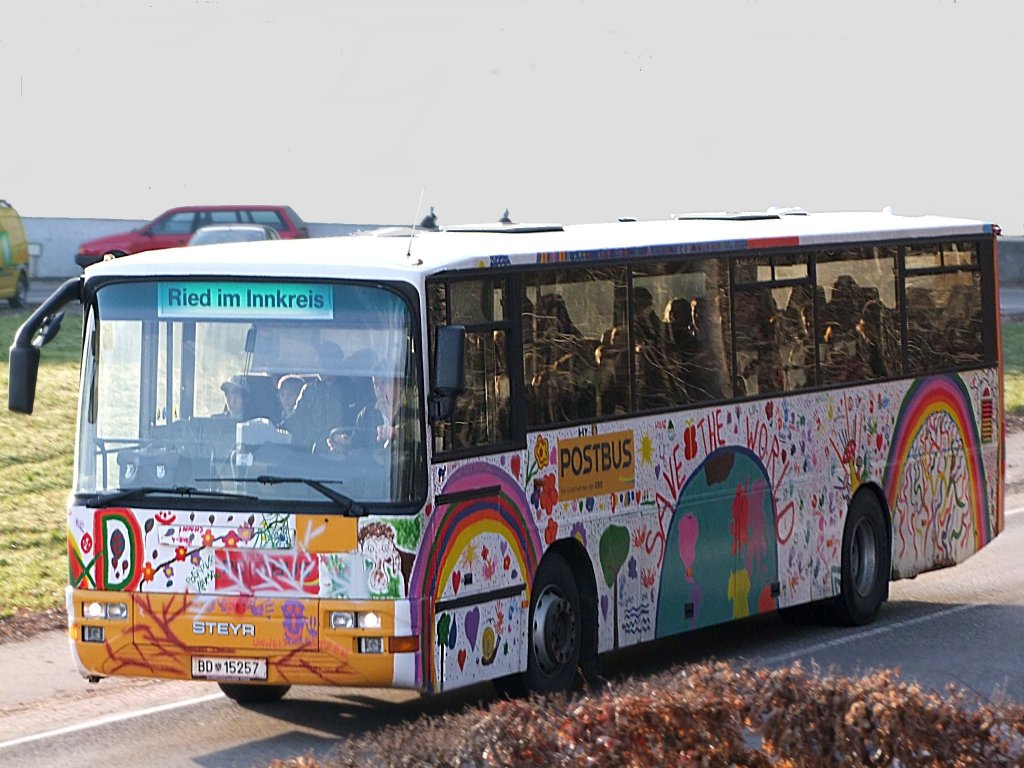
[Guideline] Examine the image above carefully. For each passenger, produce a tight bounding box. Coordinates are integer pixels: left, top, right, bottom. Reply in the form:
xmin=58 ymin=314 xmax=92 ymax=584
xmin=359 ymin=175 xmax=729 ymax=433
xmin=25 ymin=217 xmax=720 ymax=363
xmin=632 ymin=287 xmax=661 ymax=346
xmin=276 ymin=375 xmax=306 ymax=420
xmin=280 ymin=343 xmax=353 ymax=448
xmin=217 ymin=375 xmax=249 ymax=420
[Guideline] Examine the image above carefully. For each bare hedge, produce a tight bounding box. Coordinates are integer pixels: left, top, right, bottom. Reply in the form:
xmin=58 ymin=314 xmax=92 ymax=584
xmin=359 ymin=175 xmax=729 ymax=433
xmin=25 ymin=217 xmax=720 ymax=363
xmin=269 ymin=662 xmax=1024 ymax=767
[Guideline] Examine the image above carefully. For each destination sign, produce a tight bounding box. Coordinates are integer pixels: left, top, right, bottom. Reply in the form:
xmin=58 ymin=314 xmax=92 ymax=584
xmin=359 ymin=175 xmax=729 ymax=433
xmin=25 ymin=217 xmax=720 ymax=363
xmin=157 ymin=282 xmax=334 ymax=319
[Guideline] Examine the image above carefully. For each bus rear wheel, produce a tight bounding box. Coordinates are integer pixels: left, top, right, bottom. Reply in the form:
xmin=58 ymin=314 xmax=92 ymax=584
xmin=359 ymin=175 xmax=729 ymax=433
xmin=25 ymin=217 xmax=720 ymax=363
xmin=218 ymin=682 xmax=291 ymax=704
xmin=835 ymin=491 xmax=890 ymax=626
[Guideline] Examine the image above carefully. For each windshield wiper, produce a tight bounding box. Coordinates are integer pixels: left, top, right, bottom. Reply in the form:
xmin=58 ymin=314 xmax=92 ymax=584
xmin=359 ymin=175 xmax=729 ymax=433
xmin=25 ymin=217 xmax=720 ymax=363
xmin=84 ymin=485 xmax=258 ymax=508
xmin=234 ymin=475 xmax=367 ymax=517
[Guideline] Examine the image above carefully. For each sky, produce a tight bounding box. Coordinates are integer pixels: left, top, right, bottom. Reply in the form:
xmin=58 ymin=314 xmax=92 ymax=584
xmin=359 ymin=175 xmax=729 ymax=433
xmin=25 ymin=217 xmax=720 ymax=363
xmin=3 ymin=1 xmax=1023 ymax=232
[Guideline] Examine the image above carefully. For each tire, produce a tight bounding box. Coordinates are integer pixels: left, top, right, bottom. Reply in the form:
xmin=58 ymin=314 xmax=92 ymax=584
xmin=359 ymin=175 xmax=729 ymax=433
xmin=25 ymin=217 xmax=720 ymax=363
xmin=218 ymin=682 xmax=291 ymax=704
xmin=496 ymin=553 xmax=583 ymax=696
xmin=9 ymin=274 xmax=28 ymax=308
xmin=834 ymin=491 xmax=890 ymax=626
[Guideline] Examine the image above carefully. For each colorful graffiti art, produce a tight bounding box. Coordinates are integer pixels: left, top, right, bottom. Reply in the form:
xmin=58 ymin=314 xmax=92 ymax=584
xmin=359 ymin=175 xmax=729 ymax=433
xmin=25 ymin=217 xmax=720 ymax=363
xmin=656 ymin=447 xmax=779 ymax=636
xmin=411 ymin=462 xmax=542 ymax=690
xmin=884 ymin=375 xmax=991 ymax=576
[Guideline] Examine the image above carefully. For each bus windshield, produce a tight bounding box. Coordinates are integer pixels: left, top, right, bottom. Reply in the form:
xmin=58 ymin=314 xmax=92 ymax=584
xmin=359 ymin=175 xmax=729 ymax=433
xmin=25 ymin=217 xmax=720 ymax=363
xmin=75 ymin=279 xmax=424 ymax=507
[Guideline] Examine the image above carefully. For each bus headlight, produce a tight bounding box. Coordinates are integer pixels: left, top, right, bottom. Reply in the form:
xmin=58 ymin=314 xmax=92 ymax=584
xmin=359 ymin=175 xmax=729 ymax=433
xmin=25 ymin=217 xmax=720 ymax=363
xmin=359 ymin=637 xmax=384 ymax=654
xmin=358 ymin=611 xmax=381 ymax=629
xmin=83 ymin=601 xmax=128 ymax=620
xmin=329 ymin=611 xmax=356 ymax=629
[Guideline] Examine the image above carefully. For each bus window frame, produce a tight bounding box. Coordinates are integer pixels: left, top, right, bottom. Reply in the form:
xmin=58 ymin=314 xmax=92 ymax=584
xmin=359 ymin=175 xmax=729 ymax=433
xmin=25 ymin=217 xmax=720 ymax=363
xmin=430 ymin=233 xmax=997 ymax=454
xmin=75 ymin=274 xmax=430 ymax=516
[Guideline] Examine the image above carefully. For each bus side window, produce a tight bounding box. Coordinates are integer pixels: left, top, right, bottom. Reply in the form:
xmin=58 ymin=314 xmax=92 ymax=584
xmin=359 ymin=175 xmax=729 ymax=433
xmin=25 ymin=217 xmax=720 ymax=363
xmin=429 ymin=278 xmax=511 ymax=454
xmin=524 ymin=269 xmax=621 ymax=428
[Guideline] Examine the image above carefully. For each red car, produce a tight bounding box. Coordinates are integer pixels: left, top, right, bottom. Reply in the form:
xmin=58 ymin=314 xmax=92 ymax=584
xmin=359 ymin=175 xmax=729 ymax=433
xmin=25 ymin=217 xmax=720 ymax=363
xmin=75 ymin=205 xmax=309 ymax=268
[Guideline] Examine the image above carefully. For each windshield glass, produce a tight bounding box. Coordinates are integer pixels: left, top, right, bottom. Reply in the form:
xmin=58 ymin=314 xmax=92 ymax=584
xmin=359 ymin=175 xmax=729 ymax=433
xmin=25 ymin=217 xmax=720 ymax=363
xmin=75 ymin=279 xmax=424 ymax=507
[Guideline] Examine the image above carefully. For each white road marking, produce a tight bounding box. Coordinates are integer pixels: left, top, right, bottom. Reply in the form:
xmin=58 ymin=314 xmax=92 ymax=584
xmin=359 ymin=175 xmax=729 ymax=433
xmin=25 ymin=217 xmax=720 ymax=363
xmin=0 ymin=692 xmax=223 ymax=751
xmin=759 ymin=603 xmax=976 ymax=666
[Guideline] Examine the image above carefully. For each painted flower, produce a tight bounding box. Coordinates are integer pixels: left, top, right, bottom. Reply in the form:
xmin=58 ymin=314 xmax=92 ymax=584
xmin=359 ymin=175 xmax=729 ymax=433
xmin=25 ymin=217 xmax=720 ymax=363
xmin=237 ymin=521 xmax=254 ymax=543
xmin=162 ymin=565 xmax=174 ymax=579
xmin=570 ymin=521 xmax=587 ymax=547
xmin=544 ymin=517 xmax=558 ymax=545
xmin=142 ymin=562 xmax=156 ymax=582
xmin=223 ymin=530 xmax=240 ymax=548
xmin=539 ymin=474 xmax=558 ymax=517
xmin=202 ymin=529 xmax=215 ymax=548
xmin=534 ymin=436 xmax=550 ymax=470
xmin=80 ymin=533 xmax=93 ymax=554
xmin=189 ymin=552 xmax=202 ymax=567
xmin=174 ymin=545 xmax=188 ymax=562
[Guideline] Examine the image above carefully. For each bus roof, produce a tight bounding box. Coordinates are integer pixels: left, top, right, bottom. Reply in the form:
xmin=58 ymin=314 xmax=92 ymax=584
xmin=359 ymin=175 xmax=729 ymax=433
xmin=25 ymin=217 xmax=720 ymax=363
xmin=83 ymin=210 xmax=994 ymax=285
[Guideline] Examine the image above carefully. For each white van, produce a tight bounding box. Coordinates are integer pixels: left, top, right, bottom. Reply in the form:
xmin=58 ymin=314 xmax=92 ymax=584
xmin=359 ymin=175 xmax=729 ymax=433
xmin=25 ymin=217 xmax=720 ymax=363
xmin=0 ymin=199 xmax=30 ymax=307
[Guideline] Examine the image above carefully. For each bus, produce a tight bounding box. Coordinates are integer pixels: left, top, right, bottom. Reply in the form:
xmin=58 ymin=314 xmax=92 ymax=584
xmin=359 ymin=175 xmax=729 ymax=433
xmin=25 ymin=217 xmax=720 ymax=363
xmin=8 ymin=208 xmax=1003 ymax=702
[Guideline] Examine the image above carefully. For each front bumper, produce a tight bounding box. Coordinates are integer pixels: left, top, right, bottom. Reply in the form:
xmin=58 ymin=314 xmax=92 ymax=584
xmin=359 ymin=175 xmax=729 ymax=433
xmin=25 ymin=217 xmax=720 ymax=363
xmin=68 ymin=589 xmax=422 ymax=690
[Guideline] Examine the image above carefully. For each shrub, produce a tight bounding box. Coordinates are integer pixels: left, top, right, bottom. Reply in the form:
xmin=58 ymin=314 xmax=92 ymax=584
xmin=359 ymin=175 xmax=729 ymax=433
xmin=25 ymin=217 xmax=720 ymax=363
xmin=268 ymin=662 xmax=1024 ymax=768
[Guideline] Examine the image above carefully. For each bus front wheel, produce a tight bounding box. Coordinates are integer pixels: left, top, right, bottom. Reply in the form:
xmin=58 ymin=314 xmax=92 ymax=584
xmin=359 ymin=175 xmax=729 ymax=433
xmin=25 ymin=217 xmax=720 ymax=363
xmin=496 ymin=553 xmax=583 ymax=696
xmin=835 ymin=491 xmax=890 ymax=626
xmin=218 ymin=682 xmax=291 ymax=704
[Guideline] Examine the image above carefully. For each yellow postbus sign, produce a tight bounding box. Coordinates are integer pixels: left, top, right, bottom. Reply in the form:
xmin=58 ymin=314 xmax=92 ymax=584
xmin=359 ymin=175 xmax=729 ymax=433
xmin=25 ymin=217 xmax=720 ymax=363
xmin=557 ymin=430 xmax=635 ymax=501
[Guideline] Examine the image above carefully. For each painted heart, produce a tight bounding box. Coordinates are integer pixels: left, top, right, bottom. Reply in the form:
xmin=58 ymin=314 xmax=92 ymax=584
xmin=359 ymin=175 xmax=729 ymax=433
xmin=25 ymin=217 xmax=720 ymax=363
xmin=510 ymin=455 xmax=521 ymax=479
xmin=452 ymin=571 xmax=462 ymax=594
xmin=683 ymin=425 xmax=698 ymax=460
xmin=425 ymin=503 xmax=433 ymax=517
xmin=457 ymin=648 xmax=467 ymax=670
xmin=464 ymin=607 xmax=480 ymax=650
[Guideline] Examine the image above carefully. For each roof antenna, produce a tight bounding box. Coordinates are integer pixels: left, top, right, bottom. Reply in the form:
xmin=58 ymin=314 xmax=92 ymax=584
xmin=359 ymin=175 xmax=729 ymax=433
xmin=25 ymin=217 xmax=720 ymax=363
xmin=499 ymin=208 xmax=513 ymax=225
xmin=407 ymin=188 xmax=437 ymax=259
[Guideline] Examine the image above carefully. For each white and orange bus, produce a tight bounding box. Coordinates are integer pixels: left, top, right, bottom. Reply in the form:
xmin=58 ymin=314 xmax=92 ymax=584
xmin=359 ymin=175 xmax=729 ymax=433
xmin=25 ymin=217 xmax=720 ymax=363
xmin=9 ymin=208 xmax=1003 ymax=702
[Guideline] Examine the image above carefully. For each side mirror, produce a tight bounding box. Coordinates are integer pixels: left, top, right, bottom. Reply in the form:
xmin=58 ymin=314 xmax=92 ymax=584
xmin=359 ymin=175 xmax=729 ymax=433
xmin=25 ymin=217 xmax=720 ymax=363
xmin=429 ymin=325 xmax=466 ymax=422
xmin=8 ymin=344 xmax=41 ymax=414
xmin=7 ymin=278 xmax=81 ymax=414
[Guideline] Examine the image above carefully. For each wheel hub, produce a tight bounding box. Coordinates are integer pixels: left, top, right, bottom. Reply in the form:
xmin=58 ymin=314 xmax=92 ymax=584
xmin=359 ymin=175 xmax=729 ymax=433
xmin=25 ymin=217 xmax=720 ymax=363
xmin=532 ymin=585 xmax=576 ymax=675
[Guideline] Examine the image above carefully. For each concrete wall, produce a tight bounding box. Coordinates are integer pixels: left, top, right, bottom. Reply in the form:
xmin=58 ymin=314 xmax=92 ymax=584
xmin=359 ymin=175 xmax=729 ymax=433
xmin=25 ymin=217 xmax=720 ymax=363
xmin=21 ymin=218 xmax=384 ymax=278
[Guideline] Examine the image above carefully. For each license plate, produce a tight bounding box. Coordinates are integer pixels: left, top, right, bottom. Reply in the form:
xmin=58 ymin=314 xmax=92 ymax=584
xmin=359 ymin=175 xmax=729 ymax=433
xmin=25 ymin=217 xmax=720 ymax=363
xmin=191 ymin=656 xmax=267 ymax=681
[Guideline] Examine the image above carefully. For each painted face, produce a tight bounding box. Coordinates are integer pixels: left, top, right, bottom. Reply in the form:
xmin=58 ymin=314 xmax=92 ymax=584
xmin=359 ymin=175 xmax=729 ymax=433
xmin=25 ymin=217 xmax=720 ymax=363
xmin=363 ymin=534 xmax=396 ymax=593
